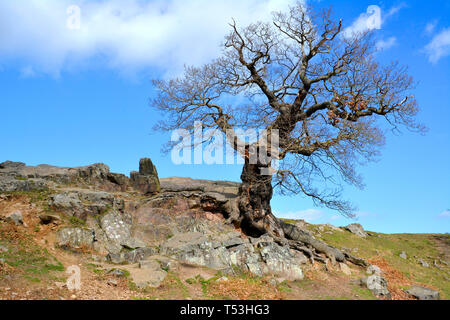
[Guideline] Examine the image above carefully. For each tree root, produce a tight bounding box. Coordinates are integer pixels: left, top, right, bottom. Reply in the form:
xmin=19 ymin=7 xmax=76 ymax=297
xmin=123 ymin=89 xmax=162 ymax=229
xmin=279 ymin=220 xmax=345 ymax=264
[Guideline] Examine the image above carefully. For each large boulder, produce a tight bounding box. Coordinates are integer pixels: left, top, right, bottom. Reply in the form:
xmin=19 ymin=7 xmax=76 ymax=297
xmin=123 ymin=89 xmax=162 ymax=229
xmin=345 ymin=223 xmax=368 ymax=237
xmin=100 ymin=211 xmax=145 ymax=254
xmin=405 ymin=286 xmax=440 ymax=300
xmin=5 ymin=210 xmax=24 ymax=226
xmin=56 ymin=228 xmax=95 ymax=249
xmin=360 ymin=275 xmax=391 ymax=299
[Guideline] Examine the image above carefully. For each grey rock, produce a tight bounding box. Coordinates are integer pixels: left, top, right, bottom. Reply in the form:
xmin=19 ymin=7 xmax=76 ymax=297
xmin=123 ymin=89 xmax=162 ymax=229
xmin=109 ymin=269 xmax=126 ymax=277
xmin=160 ymin=232 xmax=305 ymax=280
xmin=130 ymin=172 xmax=160 ymax=195
xmin=360 ymin=275 xmax=391 ymax=299
xmin=56 ymin=228 xmax=94 ymax=248
xmin=139 ymin=260 xmax=161 ymax=270
xmin=0 ymin=161 xmax=26 ymax=169
xmin=345 ymin=223 xmax=367 ymax=237
xmin=100 ymin=211 xmax=145 ymax=255
xmin=107 ymin=279 xmax=118 ymax=286
xmin=133 ymin=269 xmax=167 ymax=289
xmin=217 ymin=276 xmax=229 ymax=282
xmin=418 ymin=259 xmax=429 ymax=268
xmin=130 ymin=158 xmax=160 ymax=195
xmin=107 ymin=247 xmax=157 ymax=264
xmin=50 ymin=190 xmax=124 ymax=220
xmin=0 ymin=177 xmax=49 ymax=192
xmin=50 ymin=193 xmax=83 ymax=212
xmin=366 ymin=265 xmax=382 ymax=276
xmin=160 ymin=177 xmax=239 ymax=198
xmin=106 ymin=173 xmax=129 ymax=190
xmin=433 ymin=260 xmax=443 ymax=270
xmin=0 ymin=245 xmax=8 ymax=253
xmin=39 ymin=213 xmax=61 ymax=225
xmin=6 ymin=211 xmax=24 ymax=226
xmin=400 ymin=251 xmax=407 ymax=259
xmin=139 ymin=158 xmax=158 ymax=176
xmin=405 ymin=285 xmax=440 ymax=300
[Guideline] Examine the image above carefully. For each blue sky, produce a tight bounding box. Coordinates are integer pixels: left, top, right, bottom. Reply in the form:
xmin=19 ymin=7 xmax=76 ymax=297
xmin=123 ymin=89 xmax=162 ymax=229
xmin=0 ymin=0 xmax=449 ymax=233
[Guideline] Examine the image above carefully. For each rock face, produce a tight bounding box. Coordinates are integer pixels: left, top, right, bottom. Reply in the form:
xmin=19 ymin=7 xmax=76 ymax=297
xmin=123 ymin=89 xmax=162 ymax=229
xmin=130 ymin=158 xmax=160 ymax=195
xmin=405 ymin=286 xmax=440 ymax=300
xmin=345 ymin=224 xmax=368 ymax=238
xmin=160 ymin=232 xmax=306 ymax=280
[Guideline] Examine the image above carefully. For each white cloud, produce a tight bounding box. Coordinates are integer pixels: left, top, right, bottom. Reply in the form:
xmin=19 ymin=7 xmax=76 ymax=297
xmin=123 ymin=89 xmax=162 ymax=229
xmin=438 ymin=210 xmax=450 ymax=218
xmin=425 ymin=20 xmax=438 ymax=35
xmin=274 ymin=208 xmax=324 ymax=222
xmin=386 ymin=3 xmax=407 ymax=17
xmin=425 ymin=28 xmax=450 ymax=64
xmin=376 ymin=37 xmax=397 ymax=51
xmin=0 ymin=0 xmax=298 ymax=77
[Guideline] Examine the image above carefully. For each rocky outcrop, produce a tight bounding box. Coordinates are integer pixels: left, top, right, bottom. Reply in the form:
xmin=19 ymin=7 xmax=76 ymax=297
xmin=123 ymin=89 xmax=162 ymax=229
xmin=160 ymin=232 xmax=306 ymax=280
xmin=0 ymin=158 xmax=158 ymax=193
xmin=345 ymin=223 xmax=368 ymax=238
xmin=130 ymin=158 xmax=160 ymax=195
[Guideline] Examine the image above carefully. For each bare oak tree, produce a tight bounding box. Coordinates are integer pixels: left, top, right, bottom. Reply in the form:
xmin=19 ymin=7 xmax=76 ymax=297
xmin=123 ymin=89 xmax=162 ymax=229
xmin=153 ymin=4 xmax=422 ymax=251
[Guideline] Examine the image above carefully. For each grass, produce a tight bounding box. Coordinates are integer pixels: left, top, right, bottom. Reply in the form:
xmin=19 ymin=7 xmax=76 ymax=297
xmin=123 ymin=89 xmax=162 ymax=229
xmin=306 ymin=225 xmax=450 ymax=299
xmin=68 ymin=216 xmax=86 ymax=227
xmin=0 ymin=222 xmax=65 ymax=284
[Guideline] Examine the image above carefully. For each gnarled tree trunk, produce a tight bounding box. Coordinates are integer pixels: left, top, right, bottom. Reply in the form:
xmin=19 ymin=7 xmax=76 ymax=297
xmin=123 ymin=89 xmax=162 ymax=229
xmin=237 ymin=159 xmax=285 ymax=238
xmin=235 ymin=157 xmax=345 ymax=264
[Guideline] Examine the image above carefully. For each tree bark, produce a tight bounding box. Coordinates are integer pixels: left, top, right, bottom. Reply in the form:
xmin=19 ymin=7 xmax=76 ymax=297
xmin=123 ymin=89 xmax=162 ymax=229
xmin=237 ymin=160 xmax=285 ymax=238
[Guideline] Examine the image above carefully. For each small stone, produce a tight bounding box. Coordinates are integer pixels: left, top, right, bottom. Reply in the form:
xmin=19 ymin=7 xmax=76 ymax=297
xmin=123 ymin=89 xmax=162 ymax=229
xmin=109 ymin=269 xmax=126 ymax=277
xmin=418 ymin=259 xmax=429 ymax=268
xmin=0 ymin=245 xmax=8 ymax=253
xmin=433 ymin=260 xmax=442 ymax=270
xmin=399 ymin=251 xmax=407 ymax=259
xmin=107 ymin=279 xmax=118 ymax=286
xmin=71 ymin=294 xmax=77 ymax=299
xmin=217 ymin=276 xmax=229 ymax=282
